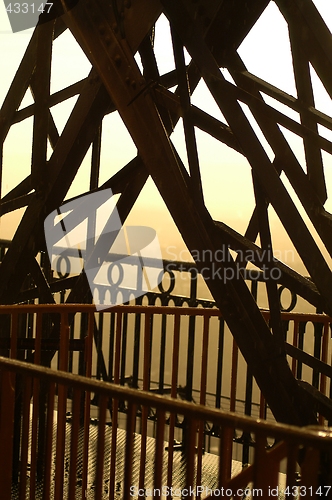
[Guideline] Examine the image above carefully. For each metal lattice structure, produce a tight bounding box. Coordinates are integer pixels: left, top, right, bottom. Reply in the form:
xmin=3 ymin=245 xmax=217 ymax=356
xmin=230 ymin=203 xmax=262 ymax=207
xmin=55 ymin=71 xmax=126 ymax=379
xmin=1 ymin=0 xmax=332 ymax=427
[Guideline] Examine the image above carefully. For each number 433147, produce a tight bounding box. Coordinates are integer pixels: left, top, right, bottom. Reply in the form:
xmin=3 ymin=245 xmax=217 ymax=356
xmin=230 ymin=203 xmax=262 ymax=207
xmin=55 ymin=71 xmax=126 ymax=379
xmin=5 ymin=3 xmax=53 ymax=13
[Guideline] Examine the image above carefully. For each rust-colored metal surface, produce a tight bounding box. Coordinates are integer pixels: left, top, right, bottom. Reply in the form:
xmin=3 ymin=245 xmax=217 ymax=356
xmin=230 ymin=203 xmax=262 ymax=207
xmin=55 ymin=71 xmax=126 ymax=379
xmin=1 ymin=0 xmax=332 ymax=427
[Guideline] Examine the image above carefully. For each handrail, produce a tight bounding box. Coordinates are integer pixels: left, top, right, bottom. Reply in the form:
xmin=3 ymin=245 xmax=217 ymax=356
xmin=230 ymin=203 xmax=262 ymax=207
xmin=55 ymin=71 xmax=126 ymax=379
xmin=1 ymin=354 xmax=332 ymax=499
xmin=1 ymin=301 xmax=332 ymax=478
xmin=0 ymin=355 xmax=331 ymax=445
xmin=1 ymin=304 xmax=331 ymax=421
xmin=0 ymin=304 xmax=332 ymax=499
xmin=0 ymin=304 xmax=222 ymax=314
xmin=0 ymin=302 xmax=331 ymax=321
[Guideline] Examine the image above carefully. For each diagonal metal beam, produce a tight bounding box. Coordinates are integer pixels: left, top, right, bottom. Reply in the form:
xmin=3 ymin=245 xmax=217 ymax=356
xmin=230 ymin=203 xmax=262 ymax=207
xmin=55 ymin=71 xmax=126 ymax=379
xmin=205 ymin=0 xmax=270 ymax=66
xmin=231 ymin=69 xmax=332 ymax=133
xmin=30 ymin=20 xmax=54 ymax=189
xmin=0 ymin=0 xmax=162 ymax=304
xmin=0 ymin=73 xmax=110 ymax=303
xmin=214 ymin=220 xmax=323 ymax=310
xmin=0 ymin=19 xmax=66 ymax=146
xmin=0 ymin=176 xmax=32 ymax=204
xmin=225 ymin=53 xmax=332 ymax=265
xmin=65 ymin=159 xmax=149 ymax=304
xmin=275 ymin=0 xmax=332 ymax=101
xmin=252 ymin=173 xmax=285 ymax=349
xmin=13 ymin=79 xmax=87 ymax=124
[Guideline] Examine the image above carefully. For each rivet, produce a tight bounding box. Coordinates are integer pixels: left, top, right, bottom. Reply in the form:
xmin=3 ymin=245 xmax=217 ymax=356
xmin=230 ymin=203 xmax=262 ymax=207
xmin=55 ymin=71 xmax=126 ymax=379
xmin=114 ymin=54 xmax=122 ymax=67
xmin=131 ymin=80 xmax=136 ymax=90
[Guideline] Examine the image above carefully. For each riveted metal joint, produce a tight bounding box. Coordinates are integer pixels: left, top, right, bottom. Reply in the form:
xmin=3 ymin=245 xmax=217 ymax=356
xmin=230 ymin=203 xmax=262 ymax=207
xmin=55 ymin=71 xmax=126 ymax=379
xmin=114 ymin=55 xmax=122 ymax=67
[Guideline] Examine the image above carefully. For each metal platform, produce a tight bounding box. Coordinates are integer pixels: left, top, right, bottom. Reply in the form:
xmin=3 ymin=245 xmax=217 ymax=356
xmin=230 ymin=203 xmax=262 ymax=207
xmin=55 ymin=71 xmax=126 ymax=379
xmin=10 ymin=414 xmax=293 ymax=500
xmin=11 ymin=419 xmax=241 ymax=500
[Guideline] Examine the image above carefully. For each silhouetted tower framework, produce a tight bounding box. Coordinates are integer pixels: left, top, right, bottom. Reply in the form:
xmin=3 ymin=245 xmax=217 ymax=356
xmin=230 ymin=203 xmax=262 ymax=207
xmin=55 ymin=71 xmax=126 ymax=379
xmin=1 ymin=0 xmax=332 ymax=427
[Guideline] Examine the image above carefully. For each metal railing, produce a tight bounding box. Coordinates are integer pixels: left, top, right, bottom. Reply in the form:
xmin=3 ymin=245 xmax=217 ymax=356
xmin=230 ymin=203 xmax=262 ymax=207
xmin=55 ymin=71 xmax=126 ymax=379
xmin=1 ymin=355 xmax=332 ymax=500
xmin=1 ymin=304 xmax=332 ymax=472
xmin=0 ymin=304 xmax=331 ymax=412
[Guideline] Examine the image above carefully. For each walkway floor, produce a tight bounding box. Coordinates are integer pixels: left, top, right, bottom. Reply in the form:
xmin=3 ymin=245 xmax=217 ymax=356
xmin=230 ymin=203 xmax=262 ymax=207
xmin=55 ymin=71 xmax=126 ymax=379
xmin=11 ymin=418 xmax=289 ymax=499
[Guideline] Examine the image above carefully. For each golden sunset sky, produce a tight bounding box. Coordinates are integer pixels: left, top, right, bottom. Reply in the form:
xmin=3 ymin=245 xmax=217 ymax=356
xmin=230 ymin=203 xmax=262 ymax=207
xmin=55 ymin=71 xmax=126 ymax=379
xmin=1 ymin=0 xmax=332 ymax=281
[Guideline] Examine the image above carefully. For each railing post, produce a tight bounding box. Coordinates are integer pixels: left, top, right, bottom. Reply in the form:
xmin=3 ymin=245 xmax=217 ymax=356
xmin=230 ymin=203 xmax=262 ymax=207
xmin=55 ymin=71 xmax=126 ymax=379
xmin=0 ymin=369 xmax=15 ymax=499
xmin=95 ymin=394 xmax=108 ymax=500
xmin=120 ymin=312 xmax=128 ymax=385
xmin=253 ymin=434 xmax=271 ymax=496
xmin=158 ymin=310 xmax=167 ymax=394
xmin=54 ymin=312 xmax=70 ymax=500
xmin=286 ymin=441 xmax=299 ymax=495
xmin=218 ymin=426 xmax=233 ymax=487
xmin=242 ymin=365 xmax=253 ymax=466
xmin=185 ymin=268 xmax=198 ymax=403
xmin=313 ymin=313 xmax=324 ymax=389
xmin=153 ymin=409 xmax=165 ymax=499
xmin=11 ymin=313 xmax=21 ymax=484
xmin=68 ymin=387 xmax=81 ymax=499
xmin=123 ymin=402 xmax=137 ymax=500
xmin=230 ymin=338 xmax=238 ymax=413
xmin=80 ymin=311 xmax=94 ymax=500
xmin=185 ymin=417 xmax=197 ymax=499
xmin=300 ymin=447 xmax=320 ymax=492
xmin=215 ymin=316 xmax=225 ymax=411
xmin=96 ymin=312 xmax=104 ymax=380
xmin=108 ymin=311 xmax=122 ymax=500
xmin=291 ymin=319 xmax=299 ymax=376
xmin=43 ymin=381 xmax=55 ymax=500
xmin=297 ymin=321 xmax=306 ymax=379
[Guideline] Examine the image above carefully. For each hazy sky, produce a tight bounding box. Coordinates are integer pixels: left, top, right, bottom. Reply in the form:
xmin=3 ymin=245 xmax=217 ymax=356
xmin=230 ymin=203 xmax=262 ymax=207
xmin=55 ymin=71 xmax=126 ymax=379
xmin=1 ymin=0 xmax=332 ymax=276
